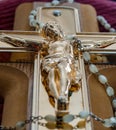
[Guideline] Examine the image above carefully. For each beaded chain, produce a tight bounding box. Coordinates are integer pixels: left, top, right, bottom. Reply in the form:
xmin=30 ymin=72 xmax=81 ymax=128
xmin=28 ymin=0 xmax=116 ymax=32
xmin=80 ymin=40 xmax=116 ymax=128
xmin=29 ymin=0 xmax=74 ymax=31
xmin=0 ymin=111 xmax=106 ymax=130
xmin=97 ymin=15 xmax=116 ymax=32
xmin=1 ymin=40 xmax=116 ymax=130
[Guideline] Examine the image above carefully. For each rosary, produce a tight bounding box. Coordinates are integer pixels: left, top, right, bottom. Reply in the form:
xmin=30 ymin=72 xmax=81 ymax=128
xmin=0 ymin=0 xmax=116 ymax=130
xmin=0 ymin=22 xmax=116 ymax=130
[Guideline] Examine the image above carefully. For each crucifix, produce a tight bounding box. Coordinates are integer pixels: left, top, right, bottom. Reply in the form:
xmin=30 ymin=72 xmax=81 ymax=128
xmin=0 ymin=19 xmax=116 ymax=130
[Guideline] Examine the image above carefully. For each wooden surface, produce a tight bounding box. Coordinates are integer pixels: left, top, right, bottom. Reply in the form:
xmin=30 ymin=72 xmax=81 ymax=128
xmin=13 ymin=2 xmax=99 ymax=32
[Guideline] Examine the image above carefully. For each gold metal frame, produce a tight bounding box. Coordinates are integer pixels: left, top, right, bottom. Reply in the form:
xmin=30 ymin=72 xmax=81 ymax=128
xmin=37 ymin=6 xmax=81 ymax=34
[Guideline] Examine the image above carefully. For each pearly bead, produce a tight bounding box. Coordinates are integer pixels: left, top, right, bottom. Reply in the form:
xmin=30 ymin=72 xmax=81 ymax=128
xmin=83 ymin=52 xmax=90 ymax=62
xmin=103 ymin=119 xmax=112 ymax=128
xmin=67 ymin=0 xmax=74 ymax=3
xmin=30 ymin=20 xmax=37 ymax=27
xmin=39 ymin=22 xmax=45 ymax=29
xmin=30 ymin=10 xmax=37 ymax=16
xmin=29 ymin=19 xmax=35 ymax=26
xmin=109 ymin=28 xmax=116 ymax=32
xmin=103 ymin=117 xmax=116 ymax=127
xmin=53 ymin=10 xmax=62 ymax=16
xmin=112 ymin=99 xmax=116 ymax=109
xmin=44 ymin=115 xmax=56 ymax=122
xmin=79 ymin=111 xmax=89 ymax=119
xmin=97 ymin=16 xmax=103 ymax=21
xmin=104 ymin=23 xmax=111 ymax=30
xmin=89 ymin=64 xmax=98 ymax=73
xmin=29 ymin=15 xmax=34 ymax=20
xmin=51 ymin=0 xmax=60 ymax=6
xmin=98 ymin=75 xmax=107 ymax=84
xmin=15 ymin=121 xmax=25 ymax=130
xmin=106 ymin=86 xmax=114 ymax=97
xmin=97 ymin=16 xmax=106 ymax=23
xmin=63 ymin=114 xmax=75 ymax=123
xmin=101 ymin=20 xmax=107 ymax=26
xmin=110 ymin=117 xmax=116 ymax=124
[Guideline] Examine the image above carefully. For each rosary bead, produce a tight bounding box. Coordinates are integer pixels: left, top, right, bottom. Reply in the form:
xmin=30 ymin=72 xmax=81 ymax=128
xmin=30 ymin=20 xmax=39 ymax=27
xmin=29 ymin=15 xmax=34 ymax=20
xmin=106 ymin=86 xmax=114 ymax=97
xmin=101 ymin=20 xmax=107 ymax=26
xmin=53 ymin=10 xmax=62 ymax=16
xmin=67 ymin=0 xmax=74 ymax=3
xmin=103 ymin=119 xmax=112 ymax=127
xmin=98 ymin=75 xmax=107 ymax=84
xmin=97 ymin=16 xmax=107 ymax=24
xmin=15 ymin=121 xmax=25 ymax=130
xmin=51 ymin=0 xmax=60 ymax=6
xmin=83 ymin=52 xmax=90 ymax=62
xmin=29 ymin=19 xmax=35 ymax=27
xmin=109 ymin=28 xmax=116 ymax=32
xmin=30 ymin=10 xmax=37 ymax=16
xmin=97 ymin=15 xmax=104 ymax=21
xmin=104 ymin=23 xmax=111 ymax=30
xmin=110 ymin=117 xmax=116 ymax=125
xmin=79 ymin=111 xmax=89 ymax=119
xmin=112 ymin=99 xmax=116 ymax=109
xmin=44 ymin=115 xmax=56 ymax=122
xmin=39 ymin=22 xmax=45 ymax=29
xmin=89 ymin=64 xmax=98 ymax=74
xmin=63 ymin=114 xmax=75 ymax=123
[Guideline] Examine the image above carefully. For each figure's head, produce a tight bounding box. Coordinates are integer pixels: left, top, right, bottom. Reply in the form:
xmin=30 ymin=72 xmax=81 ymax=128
xmin=42 ymin=21 xmax=64 ymax=41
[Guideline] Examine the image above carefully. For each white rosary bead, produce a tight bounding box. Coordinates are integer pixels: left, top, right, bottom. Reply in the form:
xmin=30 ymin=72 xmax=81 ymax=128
xmin=29 ymin=19 xmax=38 ymax=27
xmin=83 ymin=51 xmax=90 ymax=62
xmin=51 ymin=0 xmax=60 ymax=6
xmin=29 ymin=15 xmax=34 ymax=20
xmin=15 ymin=121 xmax=25 ymax=130
xmin=109 ymin=28 xmax=116 ymax=32
xmin=44 ymin=115 xmax=56 ymax=122
xmin=89 ymin=64 xmax=98 ymax=74
xmin=63 ymin=114 xmax=75 ymax=123
xmin=97 ymin=16 xmax=107 ymax=24
xmin=106 ymin=86 xmax=114 ymax=97
xmin=39 ymin=22 xmax=45 ymax=29
xmin=79 ymin=111 xmax=89 ymax=119
xmin=103 ymin=119 xmax=113 ymax=127
xmin=110 ymin=117 xmax=116 ymax=124
xmin=29 ymin=19 xmax=35 ymax=27
xmin=67 ymin=0 xmax=74 ymax=3
xmin=98 ymin=75 xmax=107 ymax=84
xmin=104 ymin=23 xmax=111 ymax=30
xmin=112 ymin=99 xmax=116 ymax=109
xmin=101 ymin=19 xmax=107 ymax=26
xmin=30 ymin=10 xmax=37 ymax=16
